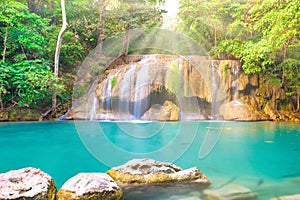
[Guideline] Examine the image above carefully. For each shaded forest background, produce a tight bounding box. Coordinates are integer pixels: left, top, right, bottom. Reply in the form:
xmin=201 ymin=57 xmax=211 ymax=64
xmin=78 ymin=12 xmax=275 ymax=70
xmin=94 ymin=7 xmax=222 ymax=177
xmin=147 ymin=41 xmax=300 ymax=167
xmin=0 ymin=0 xmax=299 ymax=120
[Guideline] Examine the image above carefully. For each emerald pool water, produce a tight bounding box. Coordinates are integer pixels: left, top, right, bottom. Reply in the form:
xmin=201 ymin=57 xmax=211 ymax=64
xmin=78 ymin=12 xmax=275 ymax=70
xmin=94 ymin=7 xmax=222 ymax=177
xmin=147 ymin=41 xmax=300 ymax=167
xmin=0 ymin=121 xmax=299 ymax=199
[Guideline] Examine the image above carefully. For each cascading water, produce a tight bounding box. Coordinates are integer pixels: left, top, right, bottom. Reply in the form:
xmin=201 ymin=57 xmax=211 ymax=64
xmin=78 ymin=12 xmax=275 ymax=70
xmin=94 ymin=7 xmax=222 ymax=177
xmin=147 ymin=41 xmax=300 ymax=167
xmin=210 ymin=60 xmax=222 ymax=119
xmin=86 ymin=77 xmax=99 ymax=120
xmin=233 ymin=61 xmax=240 ymax=100
xmin=104 ymin=76 xmax=113 ymax=119
xmin=100 ymin=69 xmax=123 ymax=120
xmin=118 ymin=65 xmax=135 ymax=117
xmin=82 ymin=55 xmax=229 ymax=121
xmin=133 ymin=67 xmax=150 ymax=119
xmin=132 ymin=57 xmax=156 ymax=119
xmin=210 ymin=61 xmax=216 ymax=119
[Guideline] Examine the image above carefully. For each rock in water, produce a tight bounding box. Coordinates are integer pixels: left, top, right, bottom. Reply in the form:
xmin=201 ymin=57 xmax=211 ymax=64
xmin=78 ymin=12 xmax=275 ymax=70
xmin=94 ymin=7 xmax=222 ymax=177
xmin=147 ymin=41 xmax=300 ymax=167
xmin=107 ymin=158 xmax=209 ymax=184
xmin=270 ymin=194 xmax=300 ymax=200
xmin=141 ymin=104 xmax=161 ymax=120
xmin=203 ymin=184 xmax=256 ymax=200
xmin=220 ymin=100 xmax=260 ymax=121
xmin=57 ymin=173 xmax=123 ymax=200
xmin=159 ymin=101 xmax=180 ymax=121
xmin=142 ymin=101 xmax=180 ymax=121
xmin=0 ymin=167 xmax=56 ymax=200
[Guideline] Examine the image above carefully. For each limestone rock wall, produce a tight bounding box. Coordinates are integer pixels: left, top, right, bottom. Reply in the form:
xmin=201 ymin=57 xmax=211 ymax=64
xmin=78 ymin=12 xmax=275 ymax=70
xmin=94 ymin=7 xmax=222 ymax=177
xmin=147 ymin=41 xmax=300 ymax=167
xmin=69 ymin=54 xmax=299 ymax=121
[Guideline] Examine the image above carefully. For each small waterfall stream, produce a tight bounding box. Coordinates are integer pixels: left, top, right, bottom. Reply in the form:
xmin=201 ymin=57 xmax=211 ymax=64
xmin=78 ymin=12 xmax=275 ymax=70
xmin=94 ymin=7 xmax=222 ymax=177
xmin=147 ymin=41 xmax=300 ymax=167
xmin=133 ymin=66 xmax=150 ymax=119
xmin=210 ymin=60 xmax=222 ymax=119
xmin=86 ymin=77 xmax=99 ymax=120
xmin=103 ymin=76 xmax=113 ymax=119
xmin=233 ymin=61 xmax=240 ymax=100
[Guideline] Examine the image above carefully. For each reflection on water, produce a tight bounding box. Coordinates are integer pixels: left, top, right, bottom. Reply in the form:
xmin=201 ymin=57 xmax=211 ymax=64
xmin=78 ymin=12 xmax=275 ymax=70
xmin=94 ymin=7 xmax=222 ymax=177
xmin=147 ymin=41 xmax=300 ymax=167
xmin=124 ymin=182 xmax=207 ymax=200
xmin=0 ymin=121 xmax=299 ymax=199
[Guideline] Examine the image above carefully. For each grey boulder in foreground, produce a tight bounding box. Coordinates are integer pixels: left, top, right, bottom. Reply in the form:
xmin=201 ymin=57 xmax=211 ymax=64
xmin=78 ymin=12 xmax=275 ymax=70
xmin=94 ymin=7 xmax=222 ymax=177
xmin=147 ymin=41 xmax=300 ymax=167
xmin=57 ymin=173 xmax=123 ymax=200
xmin=0 ymin=167 xmax=56 ymax=200
xmin=107 ymin=158 xmax=210 ymax=184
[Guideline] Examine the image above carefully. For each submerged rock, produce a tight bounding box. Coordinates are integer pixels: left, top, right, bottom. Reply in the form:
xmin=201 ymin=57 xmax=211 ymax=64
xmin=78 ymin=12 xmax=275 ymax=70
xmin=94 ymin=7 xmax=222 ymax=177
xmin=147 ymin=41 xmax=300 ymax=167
xmin=203 ymin=183 xmax=256 ymax=200
xmin=180 ymin=112 xmax=207 ymax=120
xmin=270 ymin=194 xmax=300 ymax=200
xmin=0 ymin=167 xmax=56 ymax=200
xmin=95 ymin=112 xmax=135 ymax=121
xmin=57 ymin=173 xmax=123 ymax=200
xmin=107 ymin=158 xmax=209 ymax=184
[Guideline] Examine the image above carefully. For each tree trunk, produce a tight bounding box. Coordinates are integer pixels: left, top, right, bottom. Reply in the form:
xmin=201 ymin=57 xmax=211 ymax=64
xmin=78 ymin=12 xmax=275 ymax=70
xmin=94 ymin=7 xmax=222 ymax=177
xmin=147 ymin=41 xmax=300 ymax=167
xmin=282 ymin=38 xmax=290 ymax=85
xmin=52 ymin=0 xmax=68 ymax=117
xmin=297 ymin=91 xmax=300 ymax=111
xmin=0 ymin=93 xmax=3 ymax=111
xmin=97 ymin=2 xmax=106 ymax=54
xmin=2 ymin=27 xmax=8 ymax=62
xmin=48 ymin=0 xmax=54 ymax=10
xmin=213 ymin=23 xmax=217 ymax=47
xmin=27 ymin=0 xmax=37 ymax=13
xmin=0 ymin=27 xmax=8 ymax=111
xmin=120 ymin=28 xmax=130 ymax=56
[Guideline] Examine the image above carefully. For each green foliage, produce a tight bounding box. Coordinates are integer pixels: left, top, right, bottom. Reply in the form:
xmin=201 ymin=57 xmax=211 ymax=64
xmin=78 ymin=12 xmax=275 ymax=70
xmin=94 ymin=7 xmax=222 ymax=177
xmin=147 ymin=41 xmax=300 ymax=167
xmin=104 ymin=3 xmax=164 ymax=38
xmin=278 ymin=59 xmax=300 ymax=97
xmin=110 ymin=76 xmax=117 ymax=89
xmin=178 ymin=0 xmax=300 ymax=71
xmin=46 ymin=30 xmax=85 ymax=71
xmin=65 ymin=0 xmax=99 ymax=50
xmin=0 ymin=60 xmax=64 ymax=107
xmin=177 ymin=0 xmax=300 ymax=110
xmin=72 ymin=83 xmax=89 ymax=99
xmin=178 ymin=0 xmax=242 ymax=53
xmin=0 ymin=0 xmax=64 ymax=109
xmin=221 ymin=61 xmax=229 ymax=80
xmin=0 ymin=0 xmax=164 ymax=113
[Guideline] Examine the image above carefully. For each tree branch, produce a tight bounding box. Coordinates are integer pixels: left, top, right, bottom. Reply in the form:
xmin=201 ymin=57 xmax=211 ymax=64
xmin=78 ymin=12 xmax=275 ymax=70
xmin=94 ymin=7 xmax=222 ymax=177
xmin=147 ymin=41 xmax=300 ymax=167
xmin=52 ymin=0 xmax=68 ymax=117
xmin=2 ymin=27 xmax=8 ymax=62
xmin=40 ymin=102 xmax=62 ymax=121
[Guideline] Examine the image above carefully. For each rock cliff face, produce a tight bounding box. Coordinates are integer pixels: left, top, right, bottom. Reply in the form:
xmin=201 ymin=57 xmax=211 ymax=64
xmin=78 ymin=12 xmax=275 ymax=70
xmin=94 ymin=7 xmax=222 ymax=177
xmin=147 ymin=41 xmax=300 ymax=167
xmin=69 ymin=54 xmax=299 ymax=121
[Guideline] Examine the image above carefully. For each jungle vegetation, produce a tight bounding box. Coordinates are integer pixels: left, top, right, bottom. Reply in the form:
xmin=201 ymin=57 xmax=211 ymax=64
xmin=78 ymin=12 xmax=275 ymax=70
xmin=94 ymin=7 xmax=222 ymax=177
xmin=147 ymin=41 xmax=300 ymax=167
xmin=0 ymin=0 xmax=299 ymax=118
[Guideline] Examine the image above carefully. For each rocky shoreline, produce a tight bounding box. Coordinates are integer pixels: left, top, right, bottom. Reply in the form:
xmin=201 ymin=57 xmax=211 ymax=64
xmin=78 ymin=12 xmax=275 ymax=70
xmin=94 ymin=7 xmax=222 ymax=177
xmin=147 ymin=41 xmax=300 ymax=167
xmin=0 ymin=158 xmax=298 ymax=200
xmin=1 ymin=106 xmax=298 ymax=122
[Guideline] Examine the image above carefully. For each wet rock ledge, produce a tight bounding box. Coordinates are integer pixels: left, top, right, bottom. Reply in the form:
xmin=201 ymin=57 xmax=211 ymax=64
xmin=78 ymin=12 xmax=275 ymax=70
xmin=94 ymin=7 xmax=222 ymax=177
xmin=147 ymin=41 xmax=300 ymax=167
xmin=107 ymin=158 xmax=209 ymax=184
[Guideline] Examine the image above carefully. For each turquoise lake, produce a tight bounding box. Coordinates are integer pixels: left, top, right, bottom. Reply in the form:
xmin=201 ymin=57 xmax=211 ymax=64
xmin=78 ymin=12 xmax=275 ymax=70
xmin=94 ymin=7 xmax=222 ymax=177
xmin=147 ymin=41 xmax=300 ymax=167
xmin=0 ymin=121 xmax=299 ymax=199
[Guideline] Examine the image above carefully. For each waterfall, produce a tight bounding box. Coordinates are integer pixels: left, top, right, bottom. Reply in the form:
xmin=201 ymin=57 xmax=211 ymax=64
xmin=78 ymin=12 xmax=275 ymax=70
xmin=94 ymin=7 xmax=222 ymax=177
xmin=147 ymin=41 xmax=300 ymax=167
xmin=113 ymin=55 xmax=157 ymax=119
xmin=177 ymin=57 xmax=184 ymax=112
xmin=233 ymin=61 xmax=240 ymax=100
xmin=86 ymin=78 xmax=99 ymax=120
xmin=133 ymin=65 xmax=150 ymax=119
xmin=79 ymin=55 xmax=232 ymax=121
xmin=100 ymin=69 xmax=123 ymax=120
xmin=118 ymin=65 xmax=135 ymax=117
xmin=105 ymin=76 xmax=113 ymax=119
xmin=210 ymin=61 xmax=220 ymax=119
